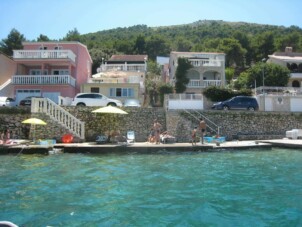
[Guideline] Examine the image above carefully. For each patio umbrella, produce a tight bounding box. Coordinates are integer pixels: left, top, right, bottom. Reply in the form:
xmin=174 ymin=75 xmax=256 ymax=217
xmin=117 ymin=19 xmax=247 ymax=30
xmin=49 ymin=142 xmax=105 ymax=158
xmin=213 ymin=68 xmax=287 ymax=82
xmin=92 ymin=105 xmax=128 ymax=114
xmin=92 ymin=106 xmax=128 ymax=141
xmin=22 ymin=118 xmax=47 ymax=141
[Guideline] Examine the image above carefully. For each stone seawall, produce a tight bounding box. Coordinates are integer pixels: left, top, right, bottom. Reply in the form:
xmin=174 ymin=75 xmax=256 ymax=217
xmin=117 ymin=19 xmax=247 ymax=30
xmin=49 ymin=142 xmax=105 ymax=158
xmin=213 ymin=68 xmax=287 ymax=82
xmin=1 ymin=107 xmax=302 ymax=142
xmin=0 ymin=114 xmax=32 ymax=139
xmin=166 ymin=110 xmax=302 ymax=142
xmin=63 ymin=106 xmax=166 ymax=142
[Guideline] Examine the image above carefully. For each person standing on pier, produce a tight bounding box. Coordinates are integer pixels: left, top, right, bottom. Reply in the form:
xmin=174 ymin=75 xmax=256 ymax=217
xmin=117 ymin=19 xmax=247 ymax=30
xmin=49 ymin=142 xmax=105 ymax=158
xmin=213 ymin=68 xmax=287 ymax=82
xmin=199 ymin=118 xmax=206 ymax=144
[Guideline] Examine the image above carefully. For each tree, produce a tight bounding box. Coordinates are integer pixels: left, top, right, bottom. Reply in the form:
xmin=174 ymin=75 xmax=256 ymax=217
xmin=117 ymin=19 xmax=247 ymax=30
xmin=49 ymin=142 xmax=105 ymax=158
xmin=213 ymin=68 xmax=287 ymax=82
xmin=147 ymin=60 xmax=161 ymax=75
xmin=193 ymin=38 xmax=220 ymax=52
xmin=175 ymin=57 xmax=192 ymax=93
xmin=225 ymin=67 xmax=235 ymax=84
xmin=232 ymin=31 xmax=253 ymax=66
xmin=275 ymin=31 xmax=302 ymax=52
xmin=145 ymin=35 xmax=171 ymax=60
xmin=37 ymin=34 xmax=50 ymax=42
xmin=89 ymin=47 xmax=117 ymax=74
xmin=234 ymin=63 xmax=290 ymax=89
xmin=115 ymin=39 xmax=134 ymax=54
xmin=158 ymin=83 xmax=174 ymax=106
xmin=145 ymin=60 xmax=162 ymax=106
xmin=134 ymin=35 xmax=146 ymax=54
xmin=251 ymin=31 xmax=276 ymax=62
xmin=0 ymin=28 xmax=25 ymax=56
xmin=218 ymin=38 xmax=247 ymax=67
xmin=63 ymin=28 xmax=81 ymax=42
xmin=174 ymin=37 xmax=192 ymax=52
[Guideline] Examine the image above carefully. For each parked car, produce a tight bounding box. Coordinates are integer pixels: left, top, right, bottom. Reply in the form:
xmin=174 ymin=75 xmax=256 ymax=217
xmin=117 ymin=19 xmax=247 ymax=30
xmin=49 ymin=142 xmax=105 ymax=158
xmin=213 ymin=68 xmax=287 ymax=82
xmin=124 ymin=99 xmax=141 ymax=107
xmin=0 ymin=97 xmax=17 ymax=106
xmin=19 ymin=96 xmax=42 ymax=106
xmin=71 ymin=93 xmax=123 ymax=107
xmin=212 ymin=96 xmax=259 ymax=111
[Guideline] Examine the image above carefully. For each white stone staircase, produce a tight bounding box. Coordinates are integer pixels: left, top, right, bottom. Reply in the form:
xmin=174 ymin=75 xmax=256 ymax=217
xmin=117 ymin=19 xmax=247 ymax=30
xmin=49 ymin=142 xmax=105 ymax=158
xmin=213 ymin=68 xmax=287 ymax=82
xmin=31 ymin=98 xmax=85 ymax=139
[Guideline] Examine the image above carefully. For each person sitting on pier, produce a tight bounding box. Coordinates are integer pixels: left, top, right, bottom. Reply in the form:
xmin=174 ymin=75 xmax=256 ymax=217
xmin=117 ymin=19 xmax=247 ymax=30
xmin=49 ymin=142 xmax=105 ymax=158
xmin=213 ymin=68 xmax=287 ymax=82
xmin=0 ymin=128 xmax=12 ymax=144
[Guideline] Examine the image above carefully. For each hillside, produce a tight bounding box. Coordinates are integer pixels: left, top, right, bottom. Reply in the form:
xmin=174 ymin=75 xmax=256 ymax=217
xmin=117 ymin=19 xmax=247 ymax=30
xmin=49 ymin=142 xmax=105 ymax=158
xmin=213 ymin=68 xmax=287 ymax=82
xmin=77 ymin=20 xmax=302 ymax=73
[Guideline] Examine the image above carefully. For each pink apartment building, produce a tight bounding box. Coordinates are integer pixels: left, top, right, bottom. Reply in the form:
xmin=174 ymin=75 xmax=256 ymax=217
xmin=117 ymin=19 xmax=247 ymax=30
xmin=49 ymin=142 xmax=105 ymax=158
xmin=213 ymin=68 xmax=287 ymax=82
xmin=0 ymin=52 xmax=16 ymax=97
xmin=12 ymin=41 xmax=92 ymax=104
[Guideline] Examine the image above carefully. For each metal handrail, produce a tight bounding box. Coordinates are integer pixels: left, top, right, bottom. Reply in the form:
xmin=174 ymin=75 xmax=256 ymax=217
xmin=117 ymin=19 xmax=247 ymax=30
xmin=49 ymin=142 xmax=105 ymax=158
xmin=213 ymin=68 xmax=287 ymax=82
xmin=183 ymin=109 xmax=220 ymax=135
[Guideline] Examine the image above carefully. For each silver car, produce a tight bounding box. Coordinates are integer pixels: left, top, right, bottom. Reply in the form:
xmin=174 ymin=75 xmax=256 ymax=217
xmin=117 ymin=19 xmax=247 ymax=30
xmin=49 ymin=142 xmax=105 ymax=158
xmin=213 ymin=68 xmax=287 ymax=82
xmin=0 ymin=97 xmax=17 ymax=106
xmin=71 ymin=93 xmax=122 ymax=107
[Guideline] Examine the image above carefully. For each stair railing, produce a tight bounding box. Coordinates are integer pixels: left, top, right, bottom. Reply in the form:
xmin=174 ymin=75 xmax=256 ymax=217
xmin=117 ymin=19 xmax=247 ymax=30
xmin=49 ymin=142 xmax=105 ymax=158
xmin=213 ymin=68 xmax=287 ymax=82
xmin=31 ymin=98 xmax=85 ymax=139
xmin=182 ymin=109 xmax=220 ymax=136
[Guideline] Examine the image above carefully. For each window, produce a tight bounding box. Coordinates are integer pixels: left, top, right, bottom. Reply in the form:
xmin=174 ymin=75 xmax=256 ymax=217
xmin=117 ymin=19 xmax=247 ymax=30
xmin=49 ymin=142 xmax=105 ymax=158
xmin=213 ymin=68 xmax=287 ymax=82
xmin=91 ymin=87 xmax=100 ymax=93
xmin=54 ymin=46 xmax=62 ymax=50
xmin=30 ymin=70 xmax=41 ymax=75
xmin=109 ymin=88 xmax=134 ymax=97
xmin=52 ymin=70 xmax=69 ymax=75
xmin=116 ymin=88 xmax=122 ymax=97
xmin=16 ymin=89 xmax=40 ymax=93
xmin=77 ymin=93 xmax=102 ymax=99
xmin=39 ymin=46 xmax=47 ymax=50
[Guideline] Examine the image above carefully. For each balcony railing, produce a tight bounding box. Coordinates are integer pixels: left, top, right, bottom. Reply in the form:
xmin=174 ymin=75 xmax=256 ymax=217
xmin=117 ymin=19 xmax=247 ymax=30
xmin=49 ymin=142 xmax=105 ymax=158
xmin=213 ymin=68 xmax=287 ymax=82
xmin=100 ymin=63 xmax=146 ymax=72
xmin=255 ymin=86 xmax=302 ymax=96
xmin=12 ymin=75 xmax=76 ymax=87
xmin=13 ymin=50 xmax=76 ymax=62
xmin=187 ymin=80 xmax=222 ymax=88
xmin=188 ymin=59 xmax=223 ymax=67
xmin=290 ymin=73 xmax=302 ymax=79
xmin=88 ymin=76 xmax=141 ymax=84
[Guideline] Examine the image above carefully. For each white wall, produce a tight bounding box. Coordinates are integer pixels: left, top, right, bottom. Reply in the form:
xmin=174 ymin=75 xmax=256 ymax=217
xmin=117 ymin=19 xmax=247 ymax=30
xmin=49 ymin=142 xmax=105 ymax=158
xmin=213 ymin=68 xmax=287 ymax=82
xmin=291 ymin=98 xmax=302 ymax=112
xmin=168 ymin=100 xmax=204 ymax=110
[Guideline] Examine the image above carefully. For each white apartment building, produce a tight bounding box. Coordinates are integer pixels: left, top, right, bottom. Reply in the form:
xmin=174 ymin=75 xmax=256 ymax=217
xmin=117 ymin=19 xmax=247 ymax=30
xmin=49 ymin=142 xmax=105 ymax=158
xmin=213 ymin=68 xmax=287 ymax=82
xmin=169 ymin=51 xmax=226 ymax=94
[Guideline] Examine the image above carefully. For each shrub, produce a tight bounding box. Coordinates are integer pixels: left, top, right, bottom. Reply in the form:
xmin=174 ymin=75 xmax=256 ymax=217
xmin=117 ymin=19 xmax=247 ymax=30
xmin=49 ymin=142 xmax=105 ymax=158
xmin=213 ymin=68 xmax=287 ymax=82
xmin=203 ymin=86 xmax=253 ymax=102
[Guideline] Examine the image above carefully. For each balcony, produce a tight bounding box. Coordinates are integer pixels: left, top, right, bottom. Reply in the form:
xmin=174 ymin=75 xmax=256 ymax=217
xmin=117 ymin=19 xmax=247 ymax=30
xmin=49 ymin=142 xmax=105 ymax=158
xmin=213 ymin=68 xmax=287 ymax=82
xmin=12 ymin=75 xmax=76 ymax=87
xmin=100 ymin=63 xmax=146 ymax=72
xmin=187 ymin=80 xmax=222 ymax=88
xmin=88 ymin=75 xmax=141 ymax=84
xmin=13 ymin=50 xmax=76 ymax=62
xmin=188 ymin=59 xmax=223 ymax=67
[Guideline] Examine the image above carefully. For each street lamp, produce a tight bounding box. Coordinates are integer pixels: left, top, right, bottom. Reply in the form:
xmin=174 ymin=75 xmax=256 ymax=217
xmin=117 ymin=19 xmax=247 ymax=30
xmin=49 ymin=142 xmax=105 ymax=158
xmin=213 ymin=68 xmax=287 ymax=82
xmin=262 ymin=58 xmax=266 ymax=111
xmin=262 ymin=58 xmax=266 ymax=94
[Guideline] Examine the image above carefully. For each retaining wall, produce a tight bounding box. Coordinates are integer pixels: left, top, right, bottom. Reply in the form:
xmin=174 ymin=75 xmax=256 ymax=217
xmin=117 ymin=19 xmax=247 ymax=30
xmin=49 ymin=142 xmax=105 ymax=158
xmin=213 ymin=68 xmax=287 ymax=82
xmin=1 ymin=107 xmax=302 ymax=142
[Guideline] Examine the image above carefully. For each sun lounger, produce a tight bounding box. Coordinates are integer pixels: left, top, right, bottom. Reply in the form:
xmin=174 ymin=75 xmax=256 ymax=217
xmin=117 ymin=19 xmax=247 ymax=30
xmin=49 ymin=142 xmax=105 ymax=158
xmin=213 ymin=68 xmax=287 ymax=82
xmin=160 ymin=131 xmax=176 ymax=143
xmin=127 ymin=131 xmax=135 ymax=143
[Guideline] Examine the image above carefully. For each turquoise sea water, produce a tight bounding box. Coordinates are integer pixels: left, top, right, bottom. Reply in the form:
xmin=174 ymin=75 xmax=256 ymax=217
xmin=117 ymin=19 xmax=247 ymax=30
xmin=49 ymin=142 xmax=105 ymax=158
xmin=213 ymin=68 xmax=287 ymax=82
xmin=0 ymin=148 xmax=302 ymax=227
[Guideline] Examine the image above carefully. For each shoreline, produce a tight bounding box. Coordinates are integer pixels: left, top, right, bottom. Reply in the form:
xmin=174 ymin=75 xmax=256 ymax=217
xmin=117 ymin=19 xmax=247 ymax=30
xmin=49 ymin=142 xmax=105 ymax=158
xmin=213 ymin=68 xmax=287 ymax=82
xmin=1 ymin=138 xmax=301 ymax=155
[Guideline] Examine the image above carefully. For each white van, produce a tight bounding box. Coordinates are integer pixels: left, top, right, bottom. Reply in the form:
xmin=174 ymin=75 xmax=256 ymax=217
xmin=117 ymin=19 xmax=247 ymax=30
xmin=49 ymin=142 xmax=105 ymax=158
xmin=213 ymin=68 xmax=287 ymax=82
xmin=0 ymin=97 xmax=17 ymax=106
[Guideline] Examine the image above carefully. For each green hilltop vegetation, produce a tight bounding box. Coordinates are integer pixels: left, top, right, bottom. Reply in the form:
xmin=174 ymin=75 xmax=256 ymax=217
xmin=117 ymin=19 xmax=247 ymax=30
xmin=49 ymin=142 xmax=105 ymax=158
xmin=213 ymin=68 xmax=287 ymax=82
xmin=1 ymin=20 xmax=302 ymax=76
xmin=76 ymin=20 xmax=302 ymax=73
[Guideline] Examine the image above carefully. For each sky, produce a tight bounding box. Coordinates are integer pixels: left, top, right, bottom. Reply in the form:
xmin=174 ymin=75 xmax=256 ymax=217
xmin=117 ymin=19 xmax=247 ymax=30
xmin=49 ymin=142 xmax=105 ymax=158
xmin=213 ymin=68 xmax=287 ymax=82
xmin=1 ymin=0 xmax=302 ymax=41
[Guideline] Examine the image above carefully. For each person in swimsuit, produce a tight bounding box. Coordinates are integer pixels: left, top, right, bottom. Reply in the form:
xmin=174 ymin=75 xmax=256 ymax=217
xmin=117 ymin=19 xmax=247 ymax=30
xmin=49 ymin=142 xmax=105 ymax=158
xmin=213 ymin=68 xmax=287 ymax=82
xmin=199 ymin=118 xmax=206 ymax=144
